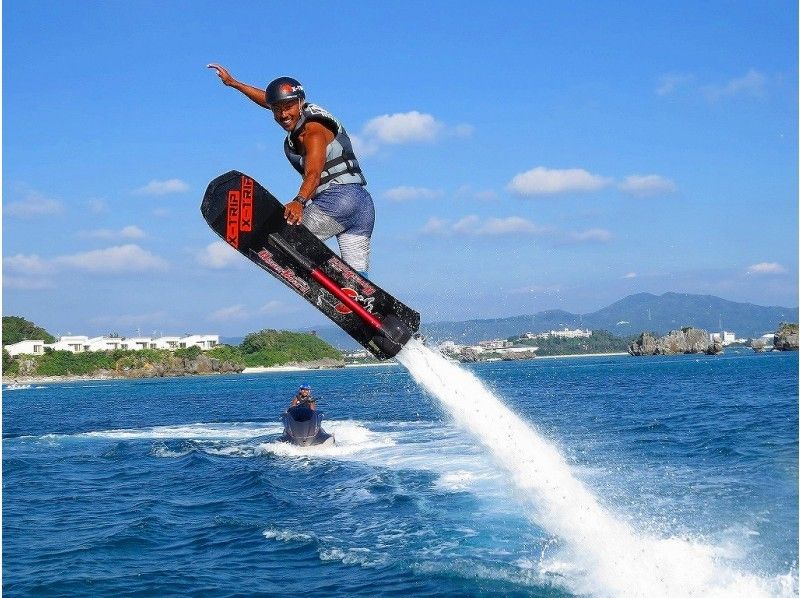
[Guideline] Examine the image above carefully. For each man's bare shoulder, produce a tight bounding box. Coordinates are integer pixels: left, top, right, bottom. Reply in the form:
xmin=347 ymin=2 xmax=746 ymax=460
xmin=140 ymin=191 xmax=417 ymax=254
xmin=300 ymin=120 xmax=335 ymax=142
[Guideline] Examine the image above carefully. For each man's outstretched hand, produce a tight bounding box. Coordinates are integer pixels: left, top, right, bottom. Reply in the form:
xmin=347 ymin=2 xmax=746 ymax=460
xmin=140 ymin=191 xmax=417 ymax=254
xmin=207 ymin=63 xmax=234 ymax=86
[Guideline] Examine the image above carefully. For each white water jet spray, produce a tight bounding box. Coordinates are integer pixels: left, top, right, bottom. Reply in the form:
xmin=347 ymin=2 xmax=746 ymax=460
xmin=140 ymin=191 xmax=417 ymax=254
xmin=395 ymin=339 xmax=796 ymax=598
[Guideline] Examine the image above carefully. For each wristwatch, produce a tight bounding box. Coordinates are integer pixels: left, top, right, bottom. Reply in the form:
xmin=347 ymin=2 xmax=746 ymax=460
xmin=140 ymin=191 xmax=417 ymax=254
xmin=292 ymin=194 xmax=307 ymax=206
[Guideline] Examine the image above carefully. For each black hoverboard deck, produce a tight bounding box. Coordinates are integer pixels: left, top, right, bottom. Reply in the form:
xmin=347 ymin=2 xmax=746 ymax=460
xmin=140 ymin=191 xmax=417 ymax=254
xmin=201 ymin=171 xmax=419 ymax=360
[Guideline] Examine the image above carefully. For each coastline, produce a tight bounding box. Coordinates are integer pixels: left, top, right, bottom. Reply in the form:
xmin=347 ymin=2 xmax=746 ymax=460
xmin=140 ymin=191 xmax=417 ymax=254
xmin=3 ymin=373 xmax=127 ymax=386
xmin=2 ymin=361 xmax=400 ymax=386
xmin=5 ymin=351 xmax=775 ymax=386
xmin=534 ymin=352 xmax=629 ymax=360
xmin=240 ymin=361 xmax=398 ymax=374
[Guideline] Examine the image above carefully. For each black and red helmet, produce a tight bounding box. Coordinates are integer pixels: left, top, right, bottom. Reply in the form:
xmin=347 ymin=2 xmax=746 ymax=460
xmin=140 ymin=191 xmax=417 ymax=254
xmin=265 ymin=76 xmax=305 ymax=106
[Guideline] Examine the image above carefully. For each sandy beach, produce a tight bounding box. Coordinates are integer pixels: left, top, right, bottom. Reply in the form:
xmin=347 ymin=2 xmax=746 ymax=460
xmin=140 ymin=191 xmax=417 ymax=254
xmin=3 ymin=373 xmax=123 ymax=386
xmin=241 ymin=361 xmax=399 ymax=374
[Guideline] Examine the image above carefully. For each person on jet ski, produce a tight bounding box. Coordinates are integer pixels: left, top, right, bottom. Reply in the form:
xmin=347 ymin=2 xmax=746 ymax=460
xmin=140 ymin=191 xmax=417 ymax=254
xmin=290 ymin=384 xmax=316 ymax=410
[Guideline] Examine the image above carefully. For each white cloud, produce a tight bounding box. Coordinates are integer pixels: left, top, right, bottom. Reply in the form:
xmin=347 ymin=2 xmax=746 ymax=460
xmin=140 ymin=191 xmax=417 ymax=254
xmin=507 ymin=167 xmax=612 ymax=196
xmin=658 ymin=70 xmax=769 ymax=102
xmin=4 ymin=253 xmax=54 ymax=290
xmin=54 ymin=244 xmax=168 ymax=273
xmin=259 ymin=300 xmax=296 ymax=315
xmin=133 ymin=178 xmax=190 ymax=196
xmin=354 ymin=111 xmax=472 ymax=155
xmin=704 ymin=69 xmax=767 ymax=101
xmin=420 ymin=215 xmax=549 ymax=237
xmin=623 ymin=272 xmax=637 ymax=279
xmin=419 ymin=215 xmax=611 ymax=246
xmin=455 ymin=185 xmax=498 ymax=201
xmin=5 ymin=189 xmax=65 ymax=217
xmin=209 ymin=304 xmax=249 ymax=321
xmin=562 ymin=228 xmax=613 ymax=244
xmin=618 ymin=174 xmax=677 ymax=197
xmin=4 ymin=253 xmax=52 ymax=274
xmin=383 ymin=186 xmax=443 ymax=202
xmin=452 ymin=215 xmax=481 ymax=234
xmin=87 ymin=199 xmax=110 ymax=214
xmin=349 ymin=134 xmax=380 ymax=158
xmin=121 ymin=226 xmax=146 ymax=238
xmin=197 ymin=241 xmax=241 ymax=269
xmin=420 ymin=217 xmax=449 ymax=235
xmin=478 ymin=217 xmax=548 ymax=236
xmin=656 ymin=73 xmax=695 ymax=96
xmin=363 ymin=111 xmax=443 ymax=144
xmin=80 ymin=225 xmax=146 ymax=240
xmin=746 ymin=262 xmax=786 ymax=275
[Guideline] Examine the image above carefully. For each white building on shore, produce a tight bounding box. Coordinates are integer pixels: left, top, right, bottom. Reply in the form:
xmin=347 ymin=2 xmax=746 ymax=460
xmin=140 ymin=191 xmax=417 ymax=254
xmin=4 ymin=334 xmax=219 ymax=356
xmin=3 ymin=340 xmax=46 ymax=357
xmin=709 ymin=331 xmax=737 ymax=346
xmin=438 ymin=339 xmax=538 ymax=359
xmin=178 ymin=335 xmax=218 ymax=350
xmin=479 ymin=339 xmax=512 ymax=350
xmin=153 ymin=336 xmax=182 ymax=350
xmin=524 ymin=328 xmax=592 ymax=340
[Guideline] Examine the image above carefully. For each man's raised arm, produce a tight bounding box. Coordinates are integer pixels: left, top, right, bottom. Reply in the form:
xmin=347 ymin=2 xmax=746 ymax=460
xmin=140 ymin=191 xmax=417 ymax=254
xmin=207 ymin=63 xmax=268 ymax=108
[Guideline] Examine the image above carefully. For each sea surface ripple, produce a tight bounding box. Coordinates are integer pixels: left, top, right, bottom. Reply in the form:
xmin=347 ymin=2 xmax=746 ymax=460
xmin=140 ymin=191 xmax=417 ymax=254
xmin=3 ymin=351 xmax=797 ymax=596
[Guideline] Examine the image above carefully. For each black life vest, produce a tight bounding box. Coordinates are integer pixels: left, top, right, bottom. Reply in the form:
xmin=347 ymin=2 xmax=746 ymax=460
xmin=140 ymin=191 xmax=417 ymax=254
xmin=284 ymin=103 xmax=366 ymax=196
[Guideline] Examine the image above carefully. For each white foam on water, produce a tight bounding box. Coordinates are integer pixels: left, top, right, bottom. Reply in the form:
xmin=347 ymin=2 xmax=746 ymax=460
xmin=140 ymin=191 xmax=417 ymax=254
xmin=262 ymin=526 xmax=387 ymax=569
xmin=17 ymin=422 xmax=284 ymax=445
xmin=318 ymin=546 xmax=387 ymax=568
xmin=150 ymin=443 xmax=194 ymax=458
xmin=263 ymin=528 xmax=315 ymax=543
xmin=396 ymin=338 xmax=796 ymax=598
xmin=434 ymin=470 xmax=485 ymax=492
xmin=79 ymin=422 xmax=282 ymax=441
xmin=254 ymin=420 xmax=396 ymax=459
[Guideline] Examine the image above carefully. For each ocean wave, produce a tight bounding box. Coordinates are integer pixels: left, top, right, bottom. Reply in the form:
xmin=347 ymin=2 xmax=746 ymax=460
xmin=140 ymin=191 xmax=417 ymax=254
xmin=319 ymin=546 xmax=387 ymax=569
xmin=262 ymin=528 xmax=316 ymax=543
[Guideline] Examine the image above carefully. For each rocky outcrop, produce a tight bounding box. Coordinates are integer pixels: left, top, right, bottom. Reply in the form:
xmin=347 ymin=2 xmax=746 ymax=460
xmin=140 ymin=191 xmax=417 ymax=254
xmin=628 ymin=328 xmax=722 ymax=356
xmin=628 ymin=333 xmax=659 ymax=356
xmin=458 ymin=348 xmax=481 ymax=363
xmin=15 ymin=357 xmax=39 ymax=377
xmin=774 ymin=323 xmax=799 ymax=351
xmin=116 ymin=355 xmax=245 ymax=378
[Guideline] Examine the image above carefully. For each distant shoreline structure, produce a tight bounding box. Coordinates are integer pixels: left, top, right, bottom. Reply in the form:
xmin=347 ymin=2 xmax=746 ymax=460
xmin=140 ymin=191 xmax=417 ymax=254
xmin=4 ymin=333 xmax=220 ymax=357
xmin=5 ymin=348 xmax=791 ymax=387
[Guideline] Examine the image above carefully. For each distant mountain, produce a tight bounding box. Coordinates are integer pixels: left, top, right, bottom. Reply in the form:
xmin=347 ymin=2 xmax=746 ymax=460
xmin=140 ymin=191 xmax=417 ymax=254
xmin=581 ymin=292 xmax=796 ymax=339
xmin=308 ymin=293 xmax=798 ymax=349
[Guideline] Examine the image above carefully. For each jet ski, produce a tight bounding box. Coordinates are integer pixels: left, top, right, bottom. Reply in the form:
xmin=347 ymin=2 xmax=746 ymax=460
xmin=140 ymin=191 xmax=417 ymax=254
xmin=280 ymin=405 xmax=335 ymax=447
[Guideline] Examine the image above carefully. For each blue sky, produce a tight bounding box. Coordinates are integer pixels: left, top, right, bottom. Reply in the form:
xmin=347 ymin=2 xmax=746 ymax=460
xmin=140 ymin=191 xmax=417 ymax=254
xmin=3 ymin=1 xmax=797 ymax=337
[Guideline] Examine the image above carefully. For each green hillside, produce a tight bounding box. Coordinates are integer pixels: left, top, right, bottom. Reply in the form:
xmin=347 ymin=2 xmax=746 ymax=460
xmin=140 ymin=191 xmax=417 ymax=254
xmin=240 ymin=329 xmax=342 ymax=366
xmin=2 ymin=316 xmax=56 ymax=345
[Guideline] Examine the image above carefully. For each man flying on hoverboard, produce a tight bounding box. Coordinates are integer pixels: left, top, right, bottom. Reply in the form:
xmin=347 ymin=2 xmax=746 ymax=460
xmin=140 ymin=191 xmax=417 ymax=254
xmin=208 ymin=64 xmax=375 ymax=277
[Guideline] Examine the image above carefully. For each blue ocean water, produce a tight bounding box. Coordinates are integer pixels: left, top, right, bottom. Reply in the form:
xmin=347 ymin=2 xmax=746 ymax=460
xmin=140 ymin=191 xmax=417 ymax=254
xmin=3 ymin=350 xmax=797 ymax=597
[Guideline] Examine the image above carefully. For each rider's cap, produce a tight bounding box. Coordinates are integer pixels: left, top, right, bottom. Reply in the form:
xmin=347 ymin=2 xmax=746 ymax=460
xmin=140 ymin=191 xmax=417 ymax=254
xmin=299 ymin=383 xmax=311 ymax=390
